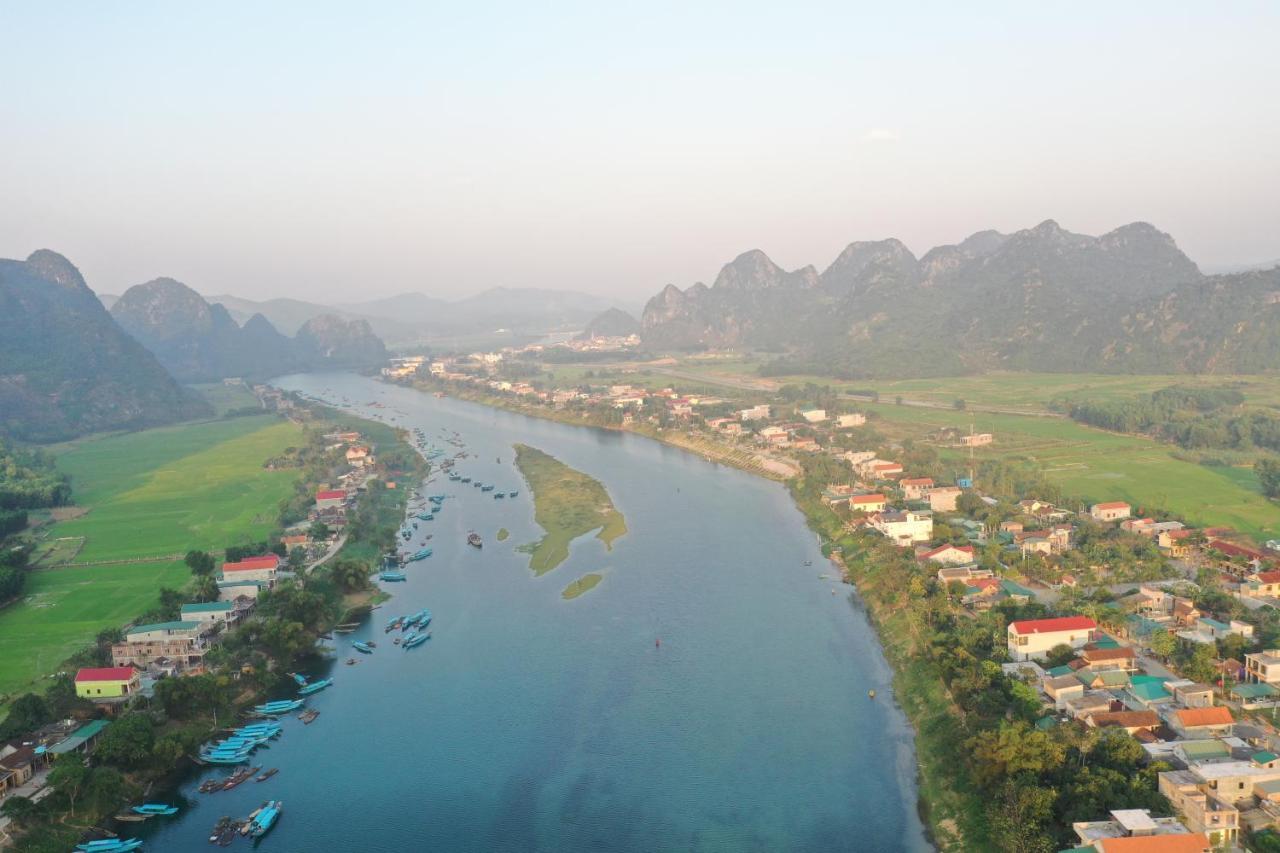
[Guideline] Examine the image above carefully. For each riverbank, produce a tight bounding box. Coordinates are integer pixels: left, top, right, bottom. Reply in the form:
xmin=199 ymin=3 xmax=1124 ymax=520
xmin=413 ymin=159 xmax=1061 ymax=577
xmin=406 ymin=378 xmax=799 ymax=481
xmin=513 ymin=443 xmax=626 ymax=575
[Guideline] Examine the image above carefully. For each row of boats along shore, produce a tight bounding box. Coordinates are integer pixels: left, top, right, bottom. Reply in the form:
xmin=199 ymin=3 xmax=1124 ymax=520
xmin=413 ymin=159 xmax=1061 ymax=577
xmin=111 ymin=399 xmax=514 ymax=852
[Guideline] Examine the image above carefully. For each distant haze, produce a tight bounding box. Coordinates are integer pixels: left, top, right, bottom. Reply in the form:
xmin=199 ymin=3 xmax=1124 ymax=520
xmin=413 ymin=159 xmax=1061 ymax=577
xmin=1 ymin=3 xmax=1277 ymax=301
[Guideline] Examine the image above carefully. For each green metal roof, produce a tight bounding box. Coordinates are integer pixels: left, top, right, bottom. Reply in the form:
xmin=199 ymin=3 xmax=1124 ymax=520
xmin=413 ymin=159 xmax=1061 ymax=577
xmin=127 ymin=620 xmax=199 ymax=636
xmin=1091 ymin=635 xmax=1121 ymax=649
xmin=1046 ymin=665 xmax=1075 ymax=678
xmin=1125 ymin=616 xmax=1165 ymax=638
xmin=1131 ymin=674 xmax=1167 ymax=686
xmin=47 ymin=719 xmax=110 ymax=754
xmin=180 ymin=601 xmax=233 ymax=613
xmin=1255 ymin=751 xmax=1279 ymax=764
xmin=1180 ymin=740 xmax=1230 ymax=759
xmin=1200 ymin=617 xmax=1229 ymax=631
xmin=1234 ymin=683 xmax=1279 ymax=699
xmin=1034 ymin=716 xmax=1057 ymax=731
xmin=1000 ymin=579 xmax=1035 ymax=597
xmin=1129 ymin=681 xmax=1170 ymax=701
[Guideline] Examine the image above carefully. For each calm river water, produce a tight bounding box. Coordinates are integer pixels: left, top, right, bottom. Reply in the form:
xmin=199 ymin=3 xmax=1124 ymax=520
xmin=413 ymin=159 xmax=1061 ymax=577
xmin=141 ymin=372 xmax=929 ymax=852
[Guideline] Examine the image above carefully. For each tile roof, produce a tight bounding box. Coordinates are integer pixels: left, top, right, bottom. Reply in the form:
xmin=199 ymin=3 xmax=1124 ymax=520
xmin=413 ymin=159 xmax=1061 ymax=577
xmin=1173 ymin=706 xmax=1234 ymax=728
xmin=1090 ymin=710 xmax=1159 ymax=729
xmin=1009 ymin=616 xmax=1096 ymax=635
xmin=1096 ymin=834 xmax=1211 ymax=853
xmin=75 ymin=666 xmax=137 ymax=683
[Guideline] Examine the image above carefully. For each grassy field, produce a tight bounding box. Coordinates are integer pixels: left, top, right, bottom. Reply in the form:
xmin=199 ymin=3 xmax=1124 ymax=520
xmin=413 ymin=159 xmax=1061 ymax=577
xmin=0 ymin=414 xmax=305 ymax=699
xmin=190 ymin=381 xmax=262 ymax=415
xmin=513 ymin=444 xmax=627 ymax=575
xmin=48 ymin=416 xmax=304 ymax=561
xmin=0 ymin=561 xmax=190 ymax=695
xmin=859 ymin=402 xmax=1280 ymax=539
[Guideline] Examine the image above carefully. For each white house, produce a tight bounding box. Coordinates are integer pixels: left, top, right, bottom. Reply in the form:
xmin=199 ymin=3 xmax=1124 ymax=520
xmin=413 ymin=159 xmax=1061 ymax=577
xmin=219 ymin=555 xmax=280 ymax=585
xmin=1007 ymin=616 xmax=1097 ymax=662
xmin=1090 ymin=501 xmax=1132 ymax=522
xmin=180 ymin=600 xmax=237 ymax=627
xmin=871 ymin=510 xmax=933 ymax=546
xmin=836 ymin=413 xmax=867 ymax=428
xmin=800 ymin=409 xmax=827 ymax=423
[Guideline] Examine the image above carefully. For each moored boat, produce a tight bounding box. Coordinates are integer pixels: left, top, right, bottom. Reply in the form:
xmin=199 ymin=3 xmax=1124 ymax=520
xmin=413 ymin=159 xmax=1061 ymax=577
xmin=248 ymin=800 xmax=283 ymax=837
xmin=297 ymin=677 xmax=333 ymax=696
xmin=131 ymin=804 xmax=179 ymax=816
xmin=379 ymin=571 xmax=407 ymax=582
xmin=352 ymin=641 xmax=374 ymax=654
xmin=468 ymin=532 xmax=483 ymax=548
xmin=403 ymin=631 xmax=430 ymax=649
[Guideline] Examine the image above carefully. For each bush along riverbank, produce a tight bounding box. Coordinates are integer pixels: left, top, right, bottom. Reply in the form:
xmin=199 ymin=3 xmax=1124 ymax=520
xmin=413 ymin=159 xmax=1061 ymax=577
xmin=0 ymin=400 xmax=427 ymax=852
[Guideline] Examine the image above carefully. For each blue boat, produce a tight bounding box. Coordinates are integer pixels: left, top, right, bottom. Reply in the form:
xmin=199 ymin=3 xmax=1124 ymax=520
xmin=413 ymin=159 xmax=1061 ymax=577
xmin=403 ymin=631 xmax=430 ymax=649
xmin=253 ymin=699 xmax=304 ymax=716
xmin=416 ymin=512 xmax=433 ymax=520
xmin=352 ymin=641 xmax=373 ymax=654
xmin=481 ymin=484 xmax=495 ymax=492
xmin=131 ymin=804 xmax=179 ymax=816
xmin=199 ymin=751 xmax=250 ymax=765
xmin=419 ymin=609 xmax=432 ymax=628
xmin=76 ymin=839 xmax=144 ymax=852
xmin=379 ymin=571 xmax=407 ymax=582
xmin=290 ymin=673 xmax=309 ymax=686
xmin=297 ymin=678 xmax=333 ymax=696
xmin=402 ymin=629 xmax=419 ymax=644
xmin=406 ymin=548 xmax=432 ymax=562
xmin=249 ymin=800 xmax=283 ymax=837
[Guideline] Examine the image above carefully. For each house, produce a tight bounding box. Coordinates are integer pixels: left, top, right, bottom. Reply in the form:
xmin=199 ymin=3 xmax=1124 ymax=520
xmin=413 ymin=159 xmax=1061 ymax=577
xmin=74 ymin=666 xmax=141 ymax=702
xmin=1016 ymin=532 xmax=1053 ymax=557
xmin=959 ymin=432 xmax=993 ymax=447
xmin=1064 ymin=692 xmax=1113 ymax=721
xmin=935 ymin=565 xmax=994 ymax=584
xmin=1159 ymin=529 xmax=1194 ymax=557
xmin=847 ymin=493 xmax=888 ymax=513
xmin=345 ymin=446 xmax=371 ymax=467
xmin=1091 ymin=501 xmax=1133 ymax=522
xmin=1044 ymin=674 xmax=1086 ymax=709
xmin=1081 ymin=645 xmax=1138 ymax=673
xmin=1018 ymin=499 xmax=1070 ymax=522
xmin=315 ymin=489 xmax=347 ymax=510
xmin=800 ymin=409 xmax=827 ymax=423
xmin=1171 ymin=707 xmax=1234 ymax=740
xmin=1071 ymin=809 xmax=1210 ymax=853
xmin=1240 ymin=569 xmax=1280 ymax=599
xmin=1007 ymin=616 xmax=1097 ymax=661
xmin=1075 ymin=668 xmax=1131 ymax=690
xmin=920 ymin=544 xmax=976 ymax=567
xmin=962 ymin=578 xmax=1004 ymax=607
xmin=868 ymin=461 xmax=904 ymax=480
xmin=900 ymin=478 xmax=934 ymax=501
xmin=1087 ymin=710 xmax=1161 ymax=735
xmin=45 ymin=718 xmax=111 ymax=760
xmin=180 ymin=600 xmax=237 ymax=627
xmin=112 ymin=622 xmax=209 ymax=672
xmin=835 ymin=413 xmax=866 ymax=428
xmin=1128 ymin=677 xmax=1173 ymax=708
xmin=926 ymin=486 xmax=963 ymax=512
xmin=1178 ymin=617 xmax=1254 ymax=646
xmin=220 ymin=555 xmax=280 ymax=585
xmin=217 ymin=578 xmax=268 ymax=601
xmin=1170 ymin=682 xmax=1216 ymax=709
xmin=1122 ymin=517 xmax=1159 ymax=536
xmin=870 ymin=510 xmax=933 ymax=546
xmin=0 ymin=746 xmax=38 ymax=793
xmin=1159 ymin=770 xmax=1242 ymax=848
xmin=738 ymin=404 xmax=771 ymax=421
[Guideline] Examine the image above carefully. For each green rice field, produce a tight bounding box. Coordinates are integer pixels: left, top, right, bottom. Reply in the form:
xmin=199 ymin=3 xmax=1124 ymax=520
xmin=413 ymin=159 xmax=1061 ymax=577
xmin=0 ymin=414 xmax=305 ymax=699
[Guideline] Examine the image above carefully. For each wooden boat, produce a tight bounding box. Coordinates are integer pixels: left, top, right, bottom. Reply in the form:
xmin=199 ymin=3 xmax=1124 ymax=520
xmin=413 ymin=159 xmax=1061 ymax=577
xmin=468 ymin=532 xmax=483 ymax=548
xmin=256 ymin=768 xmax=278 ymax=782
xmin=299 ymin=709 xmax=320 ymax=725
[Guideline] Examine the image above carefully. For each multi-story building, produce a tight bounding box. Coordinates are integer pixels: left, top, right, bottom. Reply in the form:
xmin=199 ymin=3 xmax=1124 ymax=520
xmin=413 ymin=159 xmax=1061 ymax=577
xmin=1006 ymin=616 xmax=1097 ymax=661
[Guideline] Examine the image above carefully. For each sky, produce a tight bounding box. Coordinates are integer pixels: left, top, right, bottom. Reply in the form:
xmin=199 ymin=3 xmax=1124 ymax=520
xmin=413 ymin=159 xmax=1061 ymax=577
xmin=1 ymin=1 xmax=1278 ymax=304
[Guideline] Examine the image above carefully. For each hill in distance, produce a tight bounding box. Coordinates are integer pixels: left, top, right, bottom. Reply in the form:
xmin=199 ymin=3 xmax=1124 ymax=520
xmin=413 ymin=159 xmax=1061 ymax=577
xmin=112 ymin=279 xmax=387 ymax=383
xmin=577 ymin=307 xmax=641 ymax=339
xmin=641 ymin=220 xmax=1280 ymax=377
xmin=0 ymin=251 xmax=211 ymax=441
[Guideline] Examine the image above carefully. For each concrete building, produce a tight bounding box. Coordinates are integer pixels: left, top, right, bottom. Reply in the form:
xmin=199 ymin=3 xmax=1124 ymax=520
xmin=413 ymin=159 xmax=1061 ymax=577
xmin=1007 ymin=616 xmax=1097 ymax=662
xmin=74 ymin=666 xmax=141 ymax=702
xmin=1091 ymin=501 xmax=1133 ymax=522
xmin=870 ymin=509 xmax=933 ymax=546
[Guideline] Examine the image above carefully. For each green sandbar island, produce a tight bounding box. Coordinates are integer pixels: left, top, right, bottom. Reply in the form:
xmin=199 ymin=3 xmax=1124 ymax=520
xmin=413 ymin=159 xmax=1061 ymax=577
xmin=513 ymin=444 xmax=626 ymax=576
xmin=561 ymin=572 xmax=604 ymax=599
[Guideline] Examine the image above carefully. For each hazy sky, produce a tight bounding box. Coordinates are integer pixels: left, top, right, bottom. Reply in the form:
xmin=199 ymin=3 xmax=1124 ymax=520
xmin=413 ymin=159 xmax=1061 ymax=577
xmin=2 ymin=2 xmax=1278 ymax=303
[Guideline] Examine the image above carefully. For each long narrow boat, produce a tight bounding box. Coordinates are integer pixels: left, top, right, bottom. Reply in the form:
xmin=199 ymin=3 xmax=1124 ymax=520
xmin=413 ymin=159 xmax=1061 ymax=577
xmin=403 ymin=631 xmax=430 ymax=649
xmin=352 ymin=641 xmax=373 ymax=654
xmin=253 ymin=699 xmax=305 ymax=716
xmin=75 ymin=839 xmax=144 ymax=852
xmin=379 ymin=571 xmax=407 ymax=582
xmin=289 ymin=673 xmax=309 ymax=686
xmin=480 ymin=484 xmax=495 ymax=492
xmin=248 ymin=800 xmax=283 ymax=837
xmin=297 ymin=678 xmax=333 ymax=696
xmin=131 ymin=804 xmax=179 ymax=816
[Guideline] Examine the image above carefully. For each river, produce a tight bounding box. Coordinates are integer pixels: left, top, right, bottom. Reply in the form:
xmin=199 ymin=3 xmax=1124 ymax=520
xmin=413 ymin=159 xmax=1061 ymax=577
xmin=141 ymin=372 xmax=929 ymax=852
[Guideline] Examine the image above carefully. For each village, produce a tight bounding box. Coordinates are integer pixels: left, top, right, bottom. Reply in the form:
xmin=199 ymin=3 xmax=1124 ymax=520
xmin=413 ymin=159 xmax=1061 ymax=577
xmin=398 ymin=349 xmax=1280 ymax=852
xmin=0 ymin=426 xmax=385 ymax=845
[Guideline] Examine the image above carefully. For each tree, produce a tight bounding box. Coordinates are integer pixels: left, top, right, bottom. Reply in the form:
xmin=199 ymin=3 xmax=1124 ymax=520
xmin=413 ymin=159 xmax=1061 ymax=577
xmin=192 ymin=574 xmax=220 ymax=603
xmin=954 ymin=398 xmax=967 ymax=411
xmin=1147 ymin=629 xmax=1176 ymax=660
xmin=1044 ymin=643 xmax=1077 ymax=668
xmin=48 ymin=758 xmax=90 ymax=815
xmin=154 ymin=673 xmax=221 ymax=720
xmin=0 ymin=794 xmax=35 ymax=826
xmin=288 ymin=547 xmax=307 ymax=570
xmin=987 ymin=781 xmax=1055 ymax=853
xmin=0 ymin=692 xmax=50 ymax=739
xmin=94 ymin=713 xmax=155 ymax=769
xmin=1180 ymin=642 xmax=1219 ymax=684
xmin=184 ymin=550 xmax=216 ymax=575
xmin=309 ymin=521 xmax=331 ymax=541
xmin=331 ymin=559 xmax=369 ymax=593
xmin=969 ymin=722 xmax=1067 ymax=787
xmin=155 ymin=587 xmax=185 ymax=620
xmin=1258 ymin=458 xmax=1280 ymax=499
xmin=84 ymin=767 xmax=126 ymax=816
